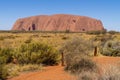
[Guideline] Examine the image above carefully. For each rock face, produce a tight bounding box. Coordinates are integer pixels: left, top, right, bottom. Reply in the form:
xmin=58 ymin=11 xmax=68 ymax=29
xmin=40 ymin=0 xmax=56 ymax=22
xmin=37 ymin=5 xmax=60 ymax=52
xmin=12 ymin=14 xmax=104 ymax=32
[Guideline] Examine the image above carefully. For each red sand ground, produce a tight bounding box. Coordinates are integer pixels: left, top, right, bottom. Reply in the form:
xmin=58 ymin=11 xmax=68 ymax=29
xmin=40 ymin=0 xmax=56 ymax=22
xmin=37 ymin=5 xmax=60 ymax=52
xmin=8 ymin=56 xmax=120 ymax=80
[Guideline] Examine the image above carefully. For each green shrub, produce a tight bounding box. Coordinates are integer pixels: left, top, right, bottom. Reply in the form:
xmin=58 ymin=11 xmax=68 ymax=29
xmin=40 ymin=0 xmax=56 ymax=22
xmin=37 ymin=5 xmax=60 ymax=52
xmin=4 ymin=63 xmax=42 ymax=78
xmin=0 ymin=64 xmax=8 ymax=80
xmin=101 ymin=40 xmax=120 ymax=56
xmin=0 ymin=48 xmax=13 ymax=64
xmin=0 ymin=48 xmax=13 ymax=79
xmin=91 ymin=35 xmax=114 ymax=55
xmin=86 ymin=30 xmax=107 ymax=35
xmin=108 ymin=30 xmax=119 ymax=35
xmin=5 ymin=64 xmax=20 ymax=78
xmin=14 ymin=42 xmax=60 ymax=65
xmin=93 ymin=35 xmax=113 ymax=42
xmin=0 ymin=54 xmax=8 ymax=80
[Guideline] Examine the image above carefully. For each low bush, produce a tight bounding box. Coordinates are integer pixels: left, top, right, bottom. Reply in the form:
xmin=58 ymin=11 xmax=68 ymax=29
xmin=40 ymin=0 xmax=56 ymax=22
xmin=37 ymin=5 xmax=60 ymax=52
xmin=21 ymin=64 xmax=42 ymax=72
xmin=5 ymin=63 xmax=42 ymax=78
xmin=65 ymin=56 xmax=97 ymax=74
xmin=93 ymin=35 xmax=113 ymax=42
xmin=0 ymin=64 xmax=8 ymax=80
xmin=77 ymin=71 xmax=98 ymax=80
xmin=60 ymin=37 xmax=94 ymax=67
xmin=14 ymin=42 xmax=60 ymax=65
xmin=0 ymin=48 xmax=13 ymax=64
xmin=77 ymin=64 xmax=120 ymax=80
xmin=108 ymin=30 xmax=119 ymax=35
xmin=98 ymin=64 xmax=120 ymax=80
xmin=24 ymin=37 xmax=32 ymax=44
xmin=0 ymin=48 xmax=13 ymax=80
xmin=1 ymin=63 xmax=42 ymax=79
xmin=62 ymin=36 xmax=69 ymax=40
xmin=0 ymin=52 xmax=8 ymax=80
xmin=86 ymin=30 xmax=107 ymax=35
xmin=5 ymin=64 xmax=20 ymax=78
xmin=101 ymin=40 xmax=120 ymax=56
xmin=60 ymin=37 xmax=96 ymax=74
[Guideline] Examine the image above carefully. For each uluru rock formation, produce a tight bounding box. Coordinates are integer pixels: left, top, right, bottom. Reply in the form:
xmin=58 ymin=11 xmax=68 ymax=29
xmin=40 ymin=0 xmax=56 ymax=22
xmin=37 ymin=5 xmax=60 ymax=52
xmin=12 ymin=14 xmax=104 ymax=32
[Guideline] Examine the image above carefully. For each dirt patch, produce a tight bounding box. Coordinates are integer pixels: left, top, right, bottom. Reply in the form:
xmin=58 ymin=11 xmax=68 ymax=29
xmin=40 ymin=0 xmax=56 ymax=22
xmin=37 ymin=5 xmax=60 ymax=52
xmin=8 ymin=65 xmax=75 ymax=80
xmin=93 ymin=56 xmax=120 ymax=65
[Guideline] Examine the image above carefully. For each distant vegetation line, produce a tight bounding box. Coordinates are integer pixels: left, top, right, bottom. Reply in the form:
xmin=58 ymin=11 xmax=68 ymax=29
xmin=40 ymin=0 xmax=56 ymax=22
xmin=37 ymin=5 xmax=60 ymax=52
xmin=0 ymin=30 xmax=119 ymax=34
xmin=0 ymin=30 xmax=86 ymax=33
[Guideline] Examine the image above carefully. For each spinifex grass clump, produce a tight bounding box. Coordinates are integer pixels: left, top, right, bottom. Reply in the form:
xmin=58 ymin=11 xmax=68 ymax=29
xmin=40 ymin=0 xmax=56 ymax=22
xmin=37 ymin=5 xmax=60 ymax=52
xmin=0 ymin=64 xmax=8 ymax=80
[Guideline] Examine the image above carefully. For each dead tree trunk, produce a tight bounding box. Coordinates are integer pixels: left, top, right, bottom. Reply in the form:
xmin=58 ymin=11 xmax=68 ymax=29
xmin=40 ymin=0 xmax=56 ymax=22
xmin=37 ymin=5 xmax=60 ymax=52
xmin=61 ymin=52 xmax=65 ymax=66
xmin=94 ymin=46 xmax=97 ymax=56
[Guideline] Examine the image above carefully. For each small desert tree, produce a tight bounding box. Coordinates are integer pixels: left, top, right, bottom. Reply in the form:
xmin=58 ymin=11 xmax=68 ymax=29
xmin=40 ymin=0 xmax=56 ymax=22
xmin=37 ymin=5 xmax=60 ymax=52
xmin=60 ymin=37 xmax=96 ymax=73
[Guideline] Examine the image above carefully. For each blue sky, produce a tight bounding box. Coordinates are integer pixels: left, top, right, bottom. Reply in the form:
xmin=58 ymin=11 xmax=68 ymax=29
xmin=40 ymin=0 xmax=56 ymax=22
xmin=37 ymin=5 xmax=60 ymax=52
xmin=0 ymin=0 xmax=120 ymax=31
